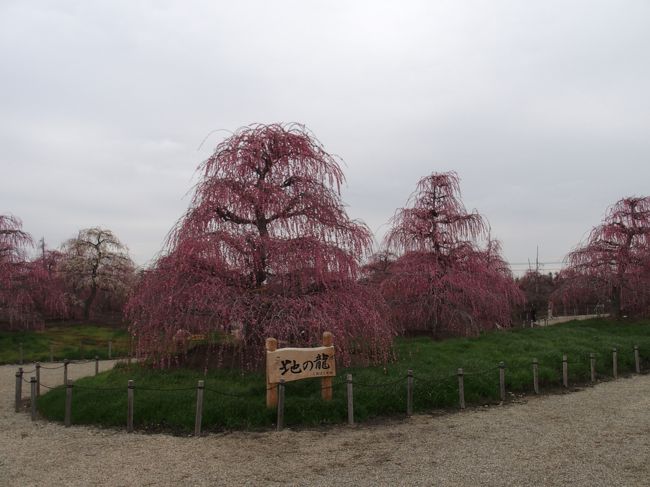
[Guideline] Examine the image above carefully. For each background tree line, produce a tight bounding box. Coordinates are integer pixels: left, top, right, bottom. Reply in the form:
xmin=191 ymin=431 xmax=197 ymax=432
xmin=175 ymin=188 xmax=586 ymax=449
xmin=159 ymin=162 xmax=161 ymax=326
xmin=3 ymin=123 xmax=650 ymax=370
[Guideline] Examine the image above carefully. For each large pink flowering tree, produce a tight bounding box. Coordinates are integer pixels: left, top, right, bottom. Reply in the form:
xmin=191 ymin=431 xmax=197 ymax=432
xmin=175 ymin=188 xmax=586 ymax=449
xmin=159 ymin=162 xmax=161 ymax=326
xmin=127 ymin=124 xmax=394 ymax=369
xmin=378 ymin=172 xmax=523 ymax=336
xmin=552 ymin=196 xmax=650 ymax=317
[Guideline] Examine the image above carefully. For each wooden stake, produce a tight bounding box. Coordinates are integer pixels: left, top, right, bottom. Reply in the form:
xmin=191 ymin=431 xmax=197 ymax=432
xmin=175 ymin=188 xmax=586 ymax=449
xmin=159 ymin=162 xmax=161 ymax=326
xmin=35 ymin=362 xmax=41 ymax=398
xmin=457 ymin=368 xmax=465 ymax=409
xmin=276 ymin=379 xmax=285 ymax=432
xmin=612 ymin=348 xmax=618 ymax=379
xmin=108 ymin=340 xmax=112 ymax=360
xmin=195 ymin=380 xmax=204 ymax=436
xmin=266 ymin=337 xmax=278 ymax=408
xmin=499 ymin=362 xmax=506 ymax=402
xmin=407 ymin=369 xmax=413 ymax=416
xmin=346 ymin=374 xmax=354 ymax=425
xmin=30 ymin=377 xmax=36 ymax=421
xmin=15 ymin=369 xmax=21 ymax=413
xmin=562 ymin=354 xmax=568 ymax=388
xmin=127 ymin=380 xmax=134 ymax=433
xmin=95 ymin=356 xmax=99 ymax=376
xmin=321 ymin=332 xmax=333 ymax=401
xmin=532 ymin=359 xmax=539 ymax=394
xmin=590 ymin=353 xmax=596 ymax=383
xmin=65 ymin=380 xmax=73 ymax=427
xmin=634 ymin=345 xmax=640 ymax=374
xmin=64 ymin=359 xmax=69 ymax=386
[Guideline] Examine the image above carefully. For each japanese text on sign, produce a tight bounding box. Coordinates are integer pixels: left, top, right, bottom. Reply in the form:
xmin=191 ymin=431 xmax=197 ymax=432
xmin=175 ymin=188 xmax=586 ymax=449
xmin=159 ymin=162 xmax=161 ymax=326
xmin=266 ymin=346 xmax=336 ymax=383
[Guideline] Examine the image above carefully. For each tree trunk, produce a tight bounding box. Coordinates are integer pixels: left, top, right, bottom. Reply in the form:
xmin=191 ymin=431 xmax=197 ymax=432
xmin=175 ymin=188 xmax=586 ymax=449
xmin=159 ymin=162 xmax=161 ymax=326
xmin=611 ymin=285 xmax=622 ymax=318
xmin=84 ymin=283 xmax=97 ymax=320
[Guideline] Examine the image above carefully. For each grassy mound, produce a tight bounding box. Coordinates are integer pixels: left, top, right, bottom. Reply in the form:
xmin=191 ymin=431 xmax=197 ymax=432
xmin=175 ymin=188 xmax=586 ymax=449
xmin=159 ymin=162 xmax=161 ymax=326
xmin=37 ymin=318 xmax=650 ymax=432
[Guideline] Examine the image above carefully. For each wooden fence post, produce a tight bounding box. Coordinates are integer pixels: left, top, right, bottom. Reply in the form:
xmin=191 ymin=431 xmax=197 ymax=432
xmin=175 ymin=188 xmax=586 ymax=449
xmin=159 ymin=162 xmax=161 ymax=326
xmin=562 ymin=354 xmax=568 ymax=388
xmin=65 ymin=380 xmax=73 ymax=427
xmin=457 ymin=368 xmax=465 ymax=409
xmin=499 ymin=362 xmax=506 ymax=402
xmin=95 ymin=356 xmax=99 ymax=376
xmin=634 ymin=345 xmax=640 ymax=374
xmin=532 ymin=359 xmax=539 ymax=394
xmin=108 ymin=340 xmax=112 ymax=360
xmin=406 ymin=369 xmax=414 ymax=416
xmin=30 ymin=377 xmax=36 ymax=421
xmin=612 ymin=348 xmax=618 ymax=379
xmin=35 ymin=362 xmax=41 ymax=397
xmin=15 ymin=369 xmax=22 ymax=412
xmin=590 ymin=353 xmax=596 ymax=382
xmin=195 ymin=380 xmax=204 ymax=436
xmin=266 ymin=338 xmax=278 ymax=409
xmin=321 ymin=332 xmax=333 ymax=401
xmin=127 ymin=380 xmax=134 ymax=433
xmin=276 ymin=379 xmax=285 ymax=432
xmin=346 ymin=374 xmax=354 ymax=425
xmin=63 ymin=359 xmax=69 ymax=386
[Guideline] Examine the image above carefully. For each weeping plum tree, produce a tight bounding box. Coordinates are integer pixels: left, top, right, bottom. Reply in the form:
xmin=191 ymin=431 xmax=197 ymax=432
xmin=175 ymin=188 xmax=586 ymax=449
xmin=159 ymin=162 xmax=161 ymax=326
xmin=0 ymin=214 xmax=33 ymax=325
xmin=379 ymin=172 xmax=523 ymax=336
xmin=127 ymin=123 xmax=393 ymax=370
xmin=553 ymin=196 xmax=650 ymax=318
xmin=0 ymin=215 xmax=67 ymax=327
xmin=60 ymin=228 xmax=135 ymax=320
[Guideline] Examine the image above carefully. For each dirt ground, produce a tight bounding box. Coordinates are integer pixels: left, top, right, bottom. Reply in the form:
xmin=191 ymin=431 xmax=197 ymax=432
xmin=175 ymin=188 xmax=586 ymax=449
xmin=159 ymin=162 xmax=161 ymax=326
xmin=1 ymin=361 xmax=649 ymax=486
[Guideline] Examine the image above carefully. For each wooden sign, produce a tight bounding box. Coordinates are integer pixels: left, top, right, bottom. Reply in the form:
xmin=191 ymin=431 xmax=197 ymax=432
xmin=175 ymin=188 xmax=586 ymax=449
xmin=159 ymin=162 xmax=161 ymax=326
xmin=266 ymin=332 xmax=335 ymax=408
xmin=267 ymin=346 xmax=336 ymax=384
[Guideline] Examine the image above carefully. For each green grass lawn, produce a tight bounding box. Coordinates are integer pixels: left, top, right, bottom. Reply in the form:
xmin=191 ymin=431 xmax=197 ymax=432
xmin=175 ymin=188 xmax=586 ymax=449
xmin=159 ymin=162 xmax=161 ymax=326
xmin=36 ymin=318 xmax=650 ymax=433
xmin=0 ymin=324 xmax=130 ymax=364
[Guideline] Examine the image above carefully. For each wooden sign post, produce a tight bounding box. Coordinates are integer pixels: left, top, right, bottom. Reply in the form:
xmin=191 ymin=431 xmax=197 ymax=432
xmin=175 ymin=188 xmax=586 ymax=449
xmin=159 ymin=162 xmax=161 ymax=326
xmin=266 ymin=337 xmax=278 ymax=408
xmin=321 ymin=332 xmax=333 ymax=401
xmin=266 ymin=332 xmax=335 ymax=408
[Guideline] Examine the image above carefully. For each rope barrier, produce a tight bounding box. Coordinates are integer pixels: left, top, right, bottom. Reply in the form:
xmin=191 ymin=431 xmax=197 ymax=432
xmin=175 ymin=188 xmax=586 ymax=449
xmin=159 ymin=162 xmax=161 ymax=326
xmin=73 ymin=384 xmax=126 ymax=391
xmin=137 ymin=386 xmax=197 ymax=392
xmin=353 ymin=376 xmax=407 ymax=388
xmin=39 ymin=364 xmax=66 ymax=370
xmin=204 ymin=387 xmax=260 ymax=398
xmin=14 ymin=345 xmax=647 ymax=433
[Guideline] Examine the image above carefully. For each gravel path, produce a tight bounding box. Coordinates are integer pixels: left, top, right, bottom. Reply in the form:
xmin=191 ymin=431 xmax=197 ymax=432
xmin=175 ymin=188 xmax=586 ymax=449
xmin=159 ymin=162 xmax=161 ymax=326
xmin=1 ymin=361 xmax=649 ymax=486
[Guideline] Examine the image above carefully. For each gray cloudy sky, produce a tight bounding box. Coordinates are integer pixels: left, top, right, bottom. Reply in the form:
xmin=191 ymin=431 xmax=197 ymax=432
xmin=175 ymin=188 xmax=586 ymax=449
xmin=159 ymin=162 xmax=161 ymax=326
xmin=2 ymin=1 xmax=649 ymax=274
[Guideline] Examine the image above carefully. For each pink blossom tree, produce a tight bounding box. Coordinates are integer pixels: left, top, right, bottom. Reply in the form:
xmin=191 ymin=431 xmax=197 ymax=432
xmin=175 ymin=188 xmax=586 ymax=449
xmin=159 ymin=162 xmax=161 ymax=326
xmin=380 ymin=172 xmax=523 ymax=336
xmin=127 ymin=124 xmax=394 ymax=370
xmin=0 ymin=215 xmax=67 ymax=327
xmin=553 ymin=196 xmax=650 ymax=318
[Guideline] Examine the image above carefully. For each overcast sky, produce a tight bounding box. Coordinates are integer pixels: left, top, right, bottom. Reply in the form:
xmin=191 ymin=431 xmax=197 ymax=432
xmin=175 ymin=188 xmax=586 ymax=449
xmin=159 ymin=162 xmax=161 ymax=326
xmin=2 ymin=1 xmax=649 ymax=274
